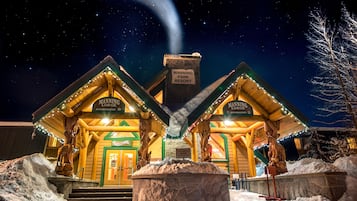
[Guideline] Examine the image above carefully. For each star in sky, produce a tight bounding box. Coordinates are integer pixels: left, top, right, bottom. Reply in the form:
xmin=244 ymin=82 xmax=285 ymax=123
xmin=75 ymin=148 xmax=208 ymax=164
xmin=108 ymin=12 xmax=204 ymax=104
xmin=0 ymin=0 xmax=356 ymax=124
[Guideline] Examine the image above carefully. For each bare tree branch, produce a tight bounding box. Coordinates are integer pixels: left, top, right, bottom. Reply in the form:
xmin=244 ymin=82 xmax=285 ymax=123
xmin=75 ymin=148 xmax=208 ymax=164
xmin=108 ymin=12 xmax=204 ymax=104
xmin=306 ymin=7 xmax=357 ymax=128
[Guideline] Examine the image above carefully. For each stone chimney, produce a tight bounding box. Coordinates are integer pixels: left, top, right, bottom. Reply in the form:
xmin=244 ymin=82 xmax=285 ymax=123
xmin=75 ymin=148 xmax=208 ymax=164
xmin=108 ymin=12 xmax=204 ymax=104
xmin=163 ymin=52 xmax=202 ymax=111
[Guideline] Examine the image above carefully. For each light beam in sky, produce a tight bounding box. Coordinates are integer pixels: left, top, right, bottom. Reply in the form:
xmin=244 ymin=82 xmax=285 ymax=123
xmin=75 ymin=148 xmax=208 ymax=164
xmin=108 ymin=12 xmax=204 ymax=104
xmin=135 ymin=0 xmax=183 ymax=54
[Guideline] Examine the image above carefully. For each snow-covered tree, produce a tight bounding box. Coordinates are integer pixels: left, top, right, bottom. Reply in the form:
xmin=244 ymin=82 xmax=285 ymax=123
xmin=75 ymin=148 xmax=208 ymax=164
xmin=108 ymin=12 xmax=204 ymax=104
xmin=306 ymin=6 xmax=357 ymax=128
xmin=299 ymin=130 xmax=351 ymax=163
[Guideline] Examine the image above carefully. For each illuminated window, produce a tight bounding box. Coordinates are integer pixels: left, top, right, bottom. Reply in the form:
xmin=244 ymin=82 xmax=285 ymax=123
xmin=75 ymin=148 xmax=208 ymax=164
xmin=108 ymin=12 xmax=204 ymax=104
xmin=347 ymin=137 xmax=357 ymax=150
xmin=210 ymin=134 xmax=228 ymax=160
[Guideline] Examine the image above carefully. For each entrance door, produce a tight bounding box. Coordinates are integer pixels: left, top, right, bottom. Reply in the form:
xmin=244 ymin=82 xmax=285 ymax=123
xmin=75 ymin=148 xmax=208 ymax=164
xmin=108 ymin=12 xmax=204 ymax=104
xmin=104 ymin=149 xmax=136 ymax=186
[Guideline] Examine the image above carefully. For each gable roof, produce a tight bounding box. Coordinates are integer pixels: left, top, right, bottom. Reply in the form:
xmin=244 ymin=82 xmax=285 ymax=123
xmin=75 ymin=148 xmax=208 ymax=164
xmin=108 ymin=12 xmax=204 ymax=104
xmin=188 ymin=62 xmax=308 ymax=125
xmin=33 ymin=56 xmax=170 ymax=128
xmin=170 ymin=62 xmax=308 ymax=139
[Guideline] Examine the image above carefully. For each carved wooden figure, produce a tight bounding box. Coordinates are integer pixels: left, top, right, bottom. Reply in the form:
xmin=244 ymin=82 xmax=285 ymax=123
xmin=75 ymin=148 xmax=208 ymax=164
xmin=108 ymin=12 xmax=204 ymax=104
xmin=265 ymin=120 xmax=287 ymax=175
xmin=55 ymin=115 xmax=80 ymax=176
xmin=137 ymin=113 xmax=152 ymax=170
xmin=198 ymin=120 xmax=212 ymax=162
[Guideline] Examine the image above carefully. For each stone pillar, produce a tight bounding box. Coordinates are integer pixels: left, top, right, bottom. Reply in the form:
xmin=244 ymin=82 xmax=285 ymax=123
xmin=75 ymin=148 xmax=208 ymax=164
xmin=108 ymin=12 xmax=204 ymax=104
xmin=132 ymin=159 xmax=230 ymax=201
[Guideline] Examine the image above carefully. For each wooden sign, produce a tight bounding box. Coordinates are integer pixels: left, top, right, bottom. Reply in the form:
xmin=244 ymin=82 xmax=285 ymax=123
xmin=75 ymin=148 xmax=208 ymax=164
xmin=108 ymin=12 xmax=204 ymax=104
xmin=112 ymin=140 xmax=132 ymax=147
xmin=223 ymin=100 xmax=253 ymax=117
xmin=92 ymin=97 xmax=125 ymax=113
xmin=171 ymin=69 xmax=195 ymax=85
xmin=176 ymin=148 xmax=191 ymax=159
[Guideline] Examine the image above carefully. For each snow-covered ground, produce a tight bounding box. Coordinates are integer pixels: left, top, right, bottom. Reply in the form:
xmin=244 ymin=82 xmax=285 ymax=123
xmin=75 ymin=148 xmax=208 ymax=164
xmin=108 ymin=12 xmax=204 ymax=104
xmin=0 ymin=153 xmax=356 ymax=201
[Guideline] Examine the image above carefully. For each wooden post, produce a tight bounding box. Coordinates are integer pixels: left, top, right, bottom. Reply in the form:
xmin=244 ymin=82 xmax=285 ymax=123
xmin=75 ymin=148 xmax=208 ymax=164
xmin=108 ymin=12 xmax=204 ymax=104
xmin=246 ymin=131 xmax=256 ymax=177
xmin=192 ymin=132 xmax=198 ymax=162
xmin=137 ymin=112 xmax=152 ymax=170
xmin=78 ymin=128 xmax=89 ymax=178
xmin=198 ymin=120 xmax=211 ymax=162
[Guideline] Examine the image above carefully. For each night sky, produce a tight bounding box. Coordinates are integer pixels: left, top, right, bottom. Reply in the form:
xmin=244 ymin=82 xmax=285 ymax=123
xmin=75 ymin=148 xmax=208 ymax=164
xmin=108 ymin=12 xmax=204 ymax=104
xmin=0 ymin=0 xmax=356 ymax=125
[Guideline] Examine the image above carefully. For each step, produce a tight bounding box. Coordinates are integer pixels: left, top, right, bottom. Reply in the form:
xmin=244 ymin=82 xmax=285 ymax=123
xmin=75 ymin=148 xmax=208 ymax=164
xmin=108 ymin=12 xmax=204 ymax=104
xmin=72 ymin=187 xmax=132 ymax=193
xmin=69 ymin=192 xmax=132 ymax=198
xmin=68 ymin=187 xmax=133 ymax=201
xmin=67 ymin=197 xmax=132 ymax=201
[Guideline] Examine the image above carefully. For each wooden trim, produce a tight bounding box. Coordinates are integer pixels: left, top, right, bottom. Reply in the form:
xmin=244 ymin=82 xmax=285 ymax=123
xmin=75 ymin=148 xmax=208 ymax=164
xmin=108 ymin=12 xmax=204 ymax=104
xmin=80 ymin=112 xmax=139 ymax=119
xmin=104 ymin=72 xmax=114 ymax=97
xmin=86 ymin=125 xmax=139 ymax=132
xmin=72 ymin=86 xmax=107 ymax=114
xmin=269 ymin=108 xmax=286 ymax=121
xmin=210 ymin=115 xmax=265 ymax=122
xmin=240 ymin=90 xmax=269 ymax=118
xmin=183 ymin=136 xmax=193 ymax=147
xmin=210 ymin=121 xmax=264 ymax=134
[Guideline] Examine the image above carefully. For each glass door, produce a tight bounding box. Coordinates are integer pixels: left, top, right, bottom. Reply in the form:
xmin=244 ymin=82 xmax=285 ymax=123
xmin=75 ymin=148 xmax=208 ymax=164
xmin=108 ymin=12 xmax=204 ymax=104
xmin=104 ymin=149 xmax=136 ymax=186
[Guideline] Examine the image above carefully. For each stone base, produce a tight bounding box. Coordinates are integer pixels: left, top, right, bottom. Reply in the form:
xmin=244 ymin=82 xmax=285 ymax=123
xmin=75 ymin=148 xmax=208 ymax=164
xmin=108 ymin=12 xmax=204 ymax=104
xmin=132 ymin=173 xmax=229 ymax=201
xmin=48 ymin=176 xmax=99 ymax=198
xmin=248 ymin=172 xmax=347 ymax=201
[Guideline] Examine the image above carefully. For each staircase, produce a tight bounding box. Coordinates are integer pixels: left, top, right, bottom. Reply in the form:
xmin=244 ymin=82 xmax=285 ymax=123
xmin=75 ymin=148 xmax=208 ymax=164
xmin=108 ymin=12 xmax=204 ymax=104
xmin=67 ymin=187 xmax=133 ymax=201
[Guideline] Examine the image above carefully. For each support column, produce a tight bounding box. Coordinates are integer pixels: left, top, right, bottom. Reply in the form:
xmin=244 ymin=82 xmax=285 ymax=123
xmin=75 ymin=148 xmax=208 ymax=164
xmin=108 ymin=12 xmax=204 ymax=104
xmin=232 ymin=140 xmax=239 ymax=174
xmin=246 ymin=130 xmax=256 ymax=177
xmin=78 ymin=128 xmax=88 ymax=178
xmin=192 ymin=132 xmax=198 ymax=162
xmin=137 ymin=112 xmax=152 ymax=170
xmin=198 ymin=120 xmax=212 ymax=162
xmin=91 ymin=132 xmax=100 ymax=180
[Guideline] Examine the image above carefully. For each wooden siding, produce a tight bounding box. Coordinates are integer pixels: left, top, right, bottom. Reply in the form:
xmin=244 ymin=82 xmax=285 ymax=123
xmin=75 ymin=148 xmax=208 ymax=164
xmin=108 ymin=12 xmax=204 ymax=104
xmin=149 ymin=136 xmax=163 ymax=161
xmin=236 ymin=141 xmax=250 ymax=174
xmin=226 ymin=135 xmax=236 ymax=180
xmin=0 ymin=125 xmax=47 ymax=160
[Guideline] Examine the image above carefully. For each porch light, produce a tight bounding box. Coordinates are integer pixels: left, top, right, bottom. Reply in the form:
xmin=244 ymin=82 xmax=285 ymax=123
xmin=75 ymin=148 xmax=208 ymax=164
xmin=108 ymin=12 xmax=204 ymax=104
xmin=223 ymin=119 xmax=234 ymax=126
xmin=129 ymin=105 xmax=135 ymax=112
xmin=101 ymin=118 xmax=110 ymax=125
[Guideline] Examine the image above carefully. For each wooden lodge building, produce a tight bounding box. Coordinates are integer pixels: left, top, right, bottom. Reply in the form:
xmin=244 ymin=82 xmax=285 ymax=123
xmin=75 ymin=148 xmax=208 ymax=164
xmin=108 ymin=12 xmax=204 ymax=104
xmin=32 ymin=53 xmax=308 ymax=186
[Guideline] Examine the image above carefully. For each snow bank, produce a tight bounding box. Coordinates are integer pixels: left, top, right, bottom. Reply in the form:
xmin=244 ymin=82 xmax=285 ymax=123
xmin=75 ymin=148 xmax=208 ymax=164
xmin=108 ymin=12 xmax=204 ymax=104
xmin=0 ymin=153 xmax=65 ymax=201
xmin=333 ymin=155 xmax=357 ymax=201
xmin=229 ymin=190 xmax=265 ymax=201
xmin=275 ymin=156 xmax=357 ymax=201
xmin=284 ymin=158 xmax=340 ymax=175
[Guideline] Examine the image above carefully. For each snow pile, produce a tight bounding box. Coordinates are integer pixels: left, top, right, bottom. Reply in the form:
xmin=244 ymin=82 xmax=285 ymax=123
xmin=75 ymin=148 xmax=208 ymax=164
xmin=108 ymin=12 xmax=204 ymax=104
xmin=0 ymin=153 xmax=65 ymax=201
xmin=229 ymin=190 xmax=330 ymax=201
xmin=277 ymin=156 xmax=357 ymax=201
xmin=229 ymin=190 xmax=265 ymax=201
xmin=333 ymin=155 xmax=357 ymax=177
xmin=284 ymin=157 xmax=340 ymax=175
xmin=333 ymin=155 xmax=357 ymax=201
xmin=133 ymin=158 xmax=228 ymax=176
